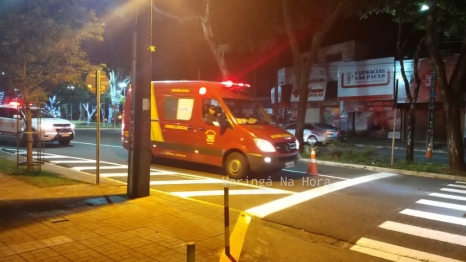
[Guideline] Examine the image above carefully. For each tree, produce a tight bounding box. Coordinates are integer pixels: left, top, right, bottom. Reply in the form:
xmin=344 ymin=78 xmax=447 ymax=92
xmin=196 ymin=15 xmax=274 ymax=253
xmin=424 ymin=1 xmax=466 ymax=171
xmin=282 ymin=0 xmax=351 ymax=151
xmin=0 ymin=0 xmax=104 ymax=170
xmin=151 ymin=0 xmax=284 ymax=80
xmin=107 ymin=69 xmax=130 ymax=124
xmin=393 ymin=1 xmax=426 ymax=163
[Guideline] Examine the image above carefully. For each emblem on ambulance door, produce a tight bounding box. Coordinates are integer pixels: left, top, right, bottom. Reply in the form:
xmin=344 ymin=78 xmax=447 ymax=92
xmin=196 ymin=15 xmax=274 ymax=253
xmin=205 ymin=130 xmax=216 ymax=144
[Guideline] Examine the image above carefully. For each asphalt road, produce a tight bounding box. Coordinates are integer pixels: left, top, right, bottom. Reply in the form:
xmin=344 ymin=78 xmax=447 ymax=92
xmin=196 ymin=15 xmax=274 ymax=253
xmin=1 ymin=129 xmax=466 ymax=261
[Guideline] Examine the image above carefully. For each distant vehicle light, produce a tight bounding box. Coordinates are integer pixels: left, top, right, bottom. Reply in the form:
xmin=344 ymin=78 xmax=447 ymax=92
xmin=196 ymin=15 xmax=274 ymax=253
xmin=199 ymin=87 xmax=207 ymax=95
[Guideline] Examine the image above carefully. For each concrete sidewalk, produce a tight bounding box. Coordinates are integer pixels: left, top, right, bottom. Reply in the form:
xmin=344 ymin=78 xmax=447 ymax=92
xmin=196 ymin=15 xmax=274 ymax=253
xmin=0 ymin=167 xmax=238 ymax=261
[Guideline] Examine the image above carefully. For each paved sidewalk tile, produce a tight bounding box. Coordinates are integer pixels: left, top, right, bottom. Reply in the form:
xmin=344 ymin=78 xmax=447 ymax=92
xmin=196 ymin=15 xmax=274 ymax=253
xmin=0 ymin=174 xmax=237 ymax=262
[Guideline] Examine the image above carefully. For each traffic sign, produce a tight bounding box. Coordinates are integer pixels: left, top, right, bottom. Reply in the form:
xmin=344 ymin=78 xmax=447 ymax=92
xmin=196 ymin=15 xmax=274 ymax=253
xmin=85 ymin=71 xmax=110 ymax=95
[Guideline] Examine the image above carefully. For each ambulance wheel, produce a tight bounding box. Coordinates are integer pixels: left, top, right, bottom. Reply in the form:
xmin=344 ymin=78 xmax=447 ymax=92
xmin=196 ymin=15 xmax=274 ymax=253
xmin=225 ymin=152 xmax=249 ymax=179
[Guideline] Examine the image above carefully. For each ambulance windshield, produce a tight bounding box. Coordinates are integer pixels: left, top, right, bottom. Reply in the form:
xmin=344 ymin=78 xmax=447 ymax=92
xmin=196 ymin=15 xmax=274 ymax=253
xmin=223 ymin=98 xmax=273 ymax=125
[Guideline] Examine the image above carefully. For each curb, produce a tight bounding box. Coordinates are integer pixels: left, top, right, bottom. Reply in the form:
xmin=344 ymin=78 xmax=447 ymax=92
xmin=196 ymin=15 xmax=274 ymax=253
xmin=299 ymin=158 xmax=466 ymax=182
xmin=353 ymin=144 xmax=448 ymax=154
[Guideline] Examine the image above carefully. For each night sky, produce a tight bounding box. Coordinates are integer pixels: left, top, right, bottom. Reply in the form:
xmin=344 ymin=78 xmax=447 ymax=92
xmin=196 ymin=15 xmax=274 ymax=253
xmin=83 ymin=4 xmax=402 ymax=97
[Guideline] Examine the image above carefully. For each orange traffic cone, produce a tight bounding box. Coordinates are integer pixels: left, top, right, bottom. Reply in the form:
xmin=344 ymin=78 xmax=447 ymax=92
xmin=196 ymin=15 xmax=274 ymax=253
xmin=426 ymin=143 xmax=433 ymax=158
xmin=306 ymin=147 xmax=318 ymax=176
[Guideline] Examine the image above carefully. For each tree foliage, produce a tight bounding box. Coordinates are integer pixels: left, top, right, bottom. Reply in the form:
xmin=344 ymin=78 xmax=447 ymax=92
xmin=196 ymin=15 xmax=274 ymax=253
xmin=0 ymin=0 xmax=104 ymax=169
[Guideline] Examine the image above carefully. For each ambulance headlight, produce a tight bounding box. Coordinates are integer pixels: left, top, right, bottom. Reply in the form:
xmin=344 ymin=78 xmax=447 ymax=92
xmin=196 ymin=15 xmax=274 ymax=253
xmin=254 ymin=138 xmax=275 ymax=152
xmin=70 ymin=123 xmax=75 ymax=129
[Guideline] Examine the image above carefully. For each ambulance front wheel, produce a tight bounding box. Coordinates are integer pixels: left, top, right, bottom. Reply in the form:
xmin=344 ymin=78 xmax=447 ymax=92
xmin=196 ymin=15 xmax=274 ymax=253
xmin=225 ymin=152 xmax=250 ymax=179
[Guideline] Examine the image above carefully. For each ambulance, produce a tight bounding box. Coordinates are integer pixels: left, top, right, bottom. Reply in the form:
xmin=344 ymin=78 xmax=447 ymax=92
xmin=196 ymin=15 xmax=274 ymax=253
xmin=121 ymin=80 xmax=299 ymax=179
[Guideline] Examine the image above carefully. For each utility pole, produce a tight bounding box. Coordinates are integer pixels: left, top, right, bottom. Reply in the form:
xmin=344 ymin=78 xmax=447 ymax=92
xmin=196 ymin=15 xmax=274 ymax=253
xmin=127 ymin=0 xmax=152 ymax=198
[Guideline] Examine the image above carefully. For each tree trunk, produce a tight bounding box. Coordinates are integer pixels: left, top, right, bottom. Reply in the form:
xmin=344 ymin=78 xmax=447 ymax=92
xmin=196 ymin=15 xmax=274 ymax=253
xmin=443 ymin=100 xmax=466 ymax=170
xmin=25 ymin=108 xmax=34 ymax=171
xmin=79 ymin=103 xmax=84 ymax=121
xmin=201 ymin=0 xmax=229 ymax=80
xmin=406 ymin=104 xmax=416 ymax=162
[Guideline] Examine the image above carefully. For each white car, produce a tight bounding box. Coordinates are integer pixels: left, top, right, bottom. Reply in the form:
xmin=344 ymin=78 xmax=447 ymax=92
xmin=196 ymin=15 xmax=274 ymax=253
xmin=284 ymin=122 xmax=340 ymax=146
xmin=0 ymin=104 xmax=75 ymax=146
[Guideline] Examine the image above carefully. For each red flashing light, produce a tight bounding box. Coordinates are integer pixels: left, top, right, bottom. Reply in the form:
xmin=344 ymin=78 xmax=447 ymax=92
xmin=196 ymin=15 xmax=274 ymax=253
xmin=199 ymin=87 xmax=207 ymax=95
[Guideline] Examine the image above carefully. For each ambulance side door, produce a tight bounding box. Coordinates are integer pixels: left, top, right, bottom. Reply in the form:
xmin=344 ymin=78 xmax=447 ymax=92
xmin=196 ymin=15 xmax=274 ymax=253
xmin=159 ymin=96 xmax=199 ymax=160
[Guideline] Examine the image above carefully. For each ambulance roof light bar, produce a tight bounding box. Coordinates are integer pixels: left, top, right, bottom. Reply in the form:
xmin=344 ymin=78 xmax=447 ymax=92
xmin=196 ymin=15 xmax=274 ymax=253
xmin=221 ymin=81 xmax=251 ymax=89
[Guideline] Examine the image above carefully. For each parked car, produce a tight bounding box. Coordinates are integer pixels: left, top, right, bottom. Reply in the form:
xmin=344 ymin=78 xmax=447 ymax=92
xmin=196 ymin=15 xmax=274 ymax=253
xmin=284 ymin=122 xmax=340 ymax=146
xmin=0 ymin=103 xmax=75 ymax=146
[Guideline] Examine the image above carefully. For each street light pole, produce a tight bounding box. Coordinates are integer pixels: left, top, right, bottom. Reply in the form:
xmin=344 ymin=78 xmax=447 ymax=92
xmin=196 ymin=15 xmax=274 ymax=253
xmin=127 ymin=0 xmax=152 ymax=198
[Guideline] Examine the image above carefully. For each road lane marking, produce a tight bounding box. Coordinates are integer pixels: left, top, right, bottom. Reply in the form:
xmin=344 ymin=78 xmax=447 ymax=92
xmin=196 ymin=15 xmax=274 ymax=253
xmin=245 ymin=172 xmax=397 ymax=218
xmin=416 ymin=199 xmax=466 ymax=211
xmin=441 ymin=188 xmax=466 ymax=195
xmin=350 ymin=238 xmax=462 ymax=262
xmin=283 ymin=169 xmax=348 ymax=180
xmin=447 ymin=184 xmax=466 ymax=189
xmin=172 ymin=188 xmax=294 ymax=198
xmin=400 ymin=209 xmax=466 ymax=226
xmin=429 ymin=193 xmax=466 ymax=201
xmin=72 ymin=141 xmax=122 ymax=148
xmin=219 ymin=212 xmax=251 ymax=262
xmin=73 ymin=165 xmax=128 ymax=171
xmin=379 ymin=221 xmax=466 ymax=247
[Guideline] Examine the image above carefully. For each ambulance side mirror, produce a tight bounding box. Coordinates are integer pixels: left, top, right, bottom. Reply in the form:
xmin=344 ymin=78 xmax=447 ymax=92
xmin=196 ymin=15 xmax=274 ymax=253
xmin=218 ymin=112 xmax=227 ymax=127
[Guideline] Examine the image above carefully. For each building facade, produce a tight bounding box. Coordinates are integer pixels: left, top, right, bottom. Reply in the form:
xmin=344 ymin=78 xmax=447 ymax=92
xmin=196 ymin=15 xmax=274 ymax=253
xmin=272 ymin=41 xmax=464 ymax=143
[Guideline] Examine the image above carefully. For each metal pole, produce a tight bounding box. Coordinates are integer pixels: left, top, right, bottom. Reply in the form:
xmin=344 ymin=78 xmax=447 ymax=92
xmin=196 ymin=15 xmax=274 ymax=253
xmin=96 ymin=70 xmax=101 ymax=185
xmin=391 ymin=80 xmax=398 ymax=166
xmin=427 ymin=68 xmax=436 ymax=148
xmin=187 ymin=242 xmax=195 ymax=262
xmin=224 ymin=186 xmax=231 ymax=256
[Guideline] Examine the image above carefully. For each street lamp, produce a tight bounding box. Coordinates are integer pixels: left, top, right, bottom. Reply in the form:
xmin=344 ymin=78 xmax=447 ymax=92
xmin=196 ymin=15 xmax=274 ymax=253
xmin=68 ymin=85 xmax=75 ymax=120
xmin=119 ymin=82 xmax=128 ymax=96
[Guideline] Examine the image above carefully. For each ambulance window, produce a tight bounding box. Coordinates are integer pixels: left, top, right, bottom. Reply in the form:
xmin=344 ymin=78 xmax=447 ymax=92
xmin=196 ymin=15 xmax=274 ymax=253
xmin=163 ymin=97 xmax=194 ymax=121
xmin=202 ymin=98 xmax=223 ymax=125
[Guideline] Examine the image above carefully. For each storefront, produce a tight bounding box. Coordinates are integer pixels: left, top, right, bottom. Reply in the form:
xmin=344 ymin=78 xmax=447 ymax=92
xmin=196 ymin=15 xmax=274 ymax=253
xmin=337 ymin=57 xmax=402 ymax=139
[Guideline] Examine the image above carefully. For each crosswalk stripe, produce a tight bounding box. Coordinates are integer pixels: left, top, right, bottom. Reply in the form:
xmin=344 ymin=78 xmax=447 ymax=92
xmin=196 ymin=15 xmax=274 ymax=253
xmin=100 ymin=172 xmax=173 ymax=177
xmin=400 ymin=209 xmax=466 ymax=226
xmin=441 ymin=188 xmax=466 ymax=195
xmin=73 ymin=165 xmax=128 ymax=171
xmin=245 ymin=172 xmax=397 ymax=218
xmin=350 ymin=237 xmax=463 ymax=262
xmin=149 ymin=179 xmax=227 ymax=185
xmin=50 ymin=160 xmax=96 ymax=164
xmin=171 ymin=189 xmax=292 ymax=198
xmin=379 ymin=221 xmax=466 ymax=247
xmin=447 ymin=184 xmax=466 ymax=189
xmin=33 ymin=155 xmax=75 ymax=159
xmin=416 ymin=199 xmax=466 ymax=211
xmin=456 ymin=181 xmax=466 ymax=185
xmin=429 ymin=193 xmax=466 ymax=201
